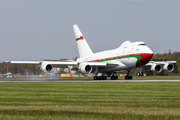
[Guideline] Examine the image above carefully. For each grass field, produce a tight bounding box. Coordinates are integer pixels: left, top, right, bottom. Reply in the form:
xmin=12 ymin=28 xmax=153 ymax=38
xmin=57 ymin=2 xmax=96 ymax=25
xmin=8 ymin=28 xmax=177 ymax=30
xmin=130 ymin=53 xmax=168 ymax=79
xmin=0 ymin=75 xmax=179 ymax=80
xmin=0 ymin=82 xmax=180 ymax=120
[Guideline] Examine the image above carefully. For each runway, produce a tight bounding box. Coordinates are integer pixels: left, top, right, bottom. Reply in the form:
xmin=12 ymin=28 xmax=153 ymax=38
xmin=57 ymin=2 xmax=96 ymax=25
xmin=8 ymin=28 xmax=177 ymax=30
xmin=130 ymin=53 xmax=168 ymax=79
xmin=0 ymin=79 xmax=180 ymax=82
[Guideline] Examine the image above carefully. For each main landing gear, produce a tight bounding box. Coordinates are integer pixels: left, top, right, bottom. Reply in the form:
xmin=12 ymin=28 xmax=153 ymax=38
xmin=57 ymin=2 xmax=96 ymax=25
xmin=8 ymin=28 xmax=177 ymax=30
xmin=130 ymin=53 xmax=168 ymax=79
xmin=110 ymin=72 xmax=118 ymax=80
xmin=93 ymin=75 xmax=107 ymax=80
xmin=93 ymin=72 xmax=118 ymax=80
xmin=125 ymin=70 xmax=132 ymax=80
xmin=93 ymin=68 xmax=107 ymax=80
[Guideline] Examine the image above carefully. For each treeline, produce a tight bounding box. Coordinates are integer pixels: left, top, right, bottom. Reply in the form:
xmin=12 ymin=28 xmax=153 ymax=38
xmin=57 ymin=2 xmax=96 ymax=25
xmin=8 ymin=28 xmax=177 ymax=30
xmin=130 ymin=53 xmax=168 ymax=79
xmin=0 ymin=51 xmax=179 ymax=75
xmin=140 ymin=51 xmax=180 ymax=76
xmin=152 ymin=51 xmax=180 ymax=74
xmin=0 ymin=63 xmax=41 ymax=75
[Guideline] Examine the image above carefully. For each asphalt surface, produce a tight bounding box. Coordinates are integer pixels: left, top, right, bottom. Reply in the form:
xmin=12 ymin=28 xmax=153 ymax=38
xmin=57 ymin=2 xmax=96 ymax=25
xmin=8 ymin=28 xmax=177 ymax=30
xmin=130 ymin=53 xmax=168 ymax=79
xmin=0 ymin=79 xmax=180 ymax=82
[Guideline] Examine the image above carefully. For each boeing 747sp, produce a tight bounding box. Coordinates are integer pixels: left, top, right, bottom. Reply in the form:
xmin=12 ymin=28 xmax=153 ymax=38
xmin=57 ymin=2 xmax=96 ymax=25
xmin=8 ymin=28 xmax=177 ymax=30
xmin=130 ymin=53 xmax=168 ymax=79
xmin=10 ymin=25 xmax=177 ymax=80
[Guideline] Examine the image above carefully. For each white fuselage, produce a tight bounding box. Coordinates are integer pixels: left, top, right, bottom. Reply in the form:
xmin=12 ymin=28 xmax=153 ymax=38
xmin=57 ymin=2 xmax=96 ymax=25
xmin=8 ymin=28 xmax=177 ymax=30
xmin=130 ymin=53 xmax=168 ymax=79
xmin=77 ymin=41 xmax=153 ymax=71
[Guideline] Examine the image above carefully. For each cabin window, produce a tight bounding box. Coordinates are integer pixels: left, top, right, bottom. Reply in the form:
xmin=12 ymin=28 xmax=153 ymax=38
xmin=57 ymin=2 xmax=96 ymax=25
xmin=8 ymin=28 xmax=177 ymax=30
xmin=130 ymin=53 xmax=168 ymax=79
xmin=138 ymin=44 xmax=146 ymax=46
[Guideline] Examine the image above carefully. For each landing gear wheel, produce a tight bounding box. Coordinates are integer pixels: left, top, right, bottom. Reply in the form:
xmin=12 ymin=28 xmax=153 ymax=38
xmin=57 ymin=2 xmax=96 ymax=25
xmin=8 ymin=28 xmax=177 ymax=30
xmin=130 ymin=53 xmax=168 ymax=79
xmin=110 ymin=75 xmax=118 ymax=80
xmin=94 ymin=75 xmax=107 ymax=80
xmin=110 ymin=72 xmax=118 ymax=80
xmin=125 ymin=75 xmax=132 ymax=80
xmin=138 ymin=72 xmax=144 ymax=76
xmin=138 ymin=72 xmax=140 ymax=76
xmin=110 ymin=76 xmax=114 ymax=80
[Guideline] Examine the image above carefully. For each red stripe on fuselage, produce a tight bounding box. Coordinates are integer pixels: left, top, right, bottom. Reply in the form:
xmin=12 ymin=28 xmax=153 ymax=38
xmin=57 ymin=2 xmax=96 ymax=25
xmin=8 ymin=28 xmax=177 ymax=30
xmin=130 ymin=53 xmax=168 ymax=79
xmin=89 ymin=53 xmax=153 ymax=67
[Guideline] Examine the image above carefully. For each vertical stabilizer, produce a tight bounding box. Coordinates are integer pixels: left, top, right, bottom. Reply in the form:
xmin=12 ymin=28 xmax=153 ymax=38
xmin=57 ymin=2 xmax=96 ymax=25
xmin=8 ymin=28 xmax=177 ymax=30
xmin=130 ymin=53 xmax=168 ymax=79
xmin=73 ymin=25 xmax=93 ymax=58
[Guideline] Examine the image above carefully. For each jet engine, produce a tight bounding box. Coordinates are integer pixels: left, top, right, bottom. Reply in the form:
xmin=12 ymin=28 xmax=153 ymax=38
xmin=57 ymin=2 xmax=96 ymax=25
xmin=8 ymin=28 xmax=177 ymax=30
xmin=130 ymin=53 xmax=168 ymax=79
xmin=79 ymin=63 xmax=92 ymax=73
xmin=150 ymin=64 xmax=162 ymax=73
xmin=41 ymin=63 xmax=53 ymax=72
xmin=163 ymin=64 xmax=174 ymax=72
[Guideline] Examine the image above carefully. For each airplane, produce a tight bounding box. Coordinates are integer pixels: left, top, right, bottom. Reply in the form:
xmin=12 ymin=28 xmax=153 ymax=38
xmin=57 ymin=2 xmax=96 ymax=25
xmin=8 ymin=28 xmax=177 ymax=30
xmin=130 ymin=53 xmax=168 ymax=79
xmin=10 ymin=25 xmax=177 ymax=80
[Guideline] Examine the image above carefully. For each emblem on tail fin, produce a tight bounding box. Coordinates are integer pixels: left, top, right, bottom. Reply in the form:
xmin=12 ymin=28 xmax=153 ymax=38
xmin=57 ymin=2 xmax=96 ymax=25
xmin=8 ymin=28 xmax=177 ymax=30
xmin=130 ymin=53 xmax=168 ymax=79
xmin=76 ymin=36 xmax=84 ymax=41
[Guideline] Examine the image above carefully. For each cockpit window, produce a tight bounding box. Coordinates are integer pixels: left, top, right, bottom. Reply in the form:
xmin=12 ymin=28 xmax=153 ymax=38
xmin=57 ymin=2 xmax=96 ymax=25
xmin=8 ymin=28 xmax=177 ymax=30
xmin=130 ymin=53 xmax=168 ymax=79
xmin=138 ymin=44 xmax=146 ymax=46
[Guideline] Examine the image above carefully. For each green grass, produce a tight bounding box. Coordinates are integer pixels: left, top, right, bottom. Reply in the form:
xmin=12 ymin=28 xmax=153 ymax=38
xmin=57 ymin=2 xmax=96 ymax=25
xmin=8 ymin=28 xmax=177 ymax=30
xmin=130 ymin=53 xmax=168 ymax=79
xmin=0 ymin=75 xmax=179 ymax=80
xmin=0 ymin=82 xmax=180 ymax=119
xmin=130 ymin=76 xmax=180 ymax=80
xmin=58 ymin=76 xmax=180 ymax=80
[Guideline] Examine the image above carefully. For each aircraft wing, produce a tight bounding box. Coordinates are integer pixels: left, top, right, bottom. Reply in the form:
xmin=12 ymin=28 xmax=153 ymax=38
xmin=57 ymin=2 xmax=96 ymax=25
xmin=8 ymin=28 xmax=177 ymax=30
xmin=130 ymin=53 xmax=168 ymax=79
xmin=144 ymin=61 xmax=177 ymax=73
xmin=10 ymin=60 xmax=119 ymax=72
xmin=42 ymin=61 xmax=78 ymax=65
xmin=145 ymin=61 xmax=177 ymax=66
xmin=10 ymin=61 xmax=41 ymax=64
xmin=10 ymin=61 xmax=78 ymax=67
xmin=10 ymin=61 xmax=111 ymax=66
xmin=82 ymin=62 xmax=108 ymax=66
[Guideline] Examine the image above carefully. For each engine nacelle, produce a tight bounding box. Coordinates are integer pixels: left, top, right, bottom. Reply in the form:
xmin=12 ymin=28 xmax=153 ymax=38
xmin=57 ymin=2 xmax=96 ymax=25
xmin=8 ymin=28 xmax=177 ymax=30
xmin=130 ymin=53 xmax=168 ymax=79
xmin=41 ymin=63 xmax=53 ymax=72
xmin=79 ymin=63 xmax=92 ymax=73
xmin=163 ymin=64 xmax=174 ymax=72
xmin=150 ymin=64 xmax=162 ymax=73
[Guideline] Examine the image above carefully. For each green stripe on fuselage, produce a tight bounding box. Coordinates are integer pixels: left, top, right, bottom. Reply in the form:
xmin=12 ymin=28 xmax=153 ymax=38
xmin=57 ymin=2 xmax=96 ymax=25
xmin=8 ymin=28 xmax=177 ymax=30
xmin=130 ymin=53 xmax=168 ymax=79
xmin=96 ymin=56 xmax=141 ymax=67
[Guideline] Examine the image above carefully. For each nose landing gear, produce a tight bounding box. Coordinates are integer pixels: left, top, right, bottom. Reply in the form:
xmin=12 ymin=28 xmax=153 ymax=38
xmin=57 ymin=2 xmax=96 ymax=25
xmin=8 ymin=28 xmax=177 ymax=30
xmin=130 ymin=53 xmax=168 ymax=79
xmin=138 ymin=66 xmax=144 ymax=76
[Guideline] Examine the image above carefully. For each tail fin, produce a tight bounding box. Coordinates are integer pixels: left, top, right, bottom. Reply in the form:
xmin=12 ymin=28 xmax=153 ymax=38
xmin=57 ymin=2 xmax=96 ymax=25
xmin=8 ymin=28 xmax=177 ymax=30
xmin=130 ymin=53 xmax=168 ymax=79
xmin=73 ymin=25 xmax=93 ymax=58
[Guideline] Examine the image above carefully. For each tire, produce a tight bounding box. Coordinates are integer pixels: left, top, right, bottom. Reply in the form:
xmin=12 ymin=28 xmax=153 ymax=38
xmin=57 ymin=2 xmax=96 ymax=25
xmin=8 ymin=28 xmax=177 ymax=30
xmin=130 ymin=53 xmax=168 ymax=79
xmin=125 ymin=76 xmax=132 ymax=80
xmin=101 ymin=76 xmax=104 ymax=80
xmin=138 ymin=72 xmax=140 ymax=76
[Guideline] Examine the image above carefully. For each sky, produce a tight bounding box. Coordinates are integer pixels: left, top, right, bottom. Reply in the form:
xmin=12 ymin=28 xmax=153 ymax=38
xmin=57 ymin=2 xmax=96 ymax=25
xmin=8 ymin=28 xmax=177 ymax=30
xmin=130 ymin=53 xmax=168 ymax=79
xmin=0 ymin=0 xmax=179 ymax=61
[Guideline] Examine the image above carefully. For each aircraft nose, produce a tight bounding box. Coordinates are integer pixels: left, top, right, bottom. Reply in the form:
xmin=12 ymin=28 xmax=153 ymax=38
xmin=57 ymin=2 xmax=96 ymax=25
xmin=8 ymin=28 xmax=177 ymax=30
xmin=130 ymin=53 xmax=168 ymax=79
xmin=147 ymin=53 xmax=154 ymax=60
xmin=137 ymin=53 xmax=153 ymax=67
xmin=136 ymin=45 xmax=154 ymax=66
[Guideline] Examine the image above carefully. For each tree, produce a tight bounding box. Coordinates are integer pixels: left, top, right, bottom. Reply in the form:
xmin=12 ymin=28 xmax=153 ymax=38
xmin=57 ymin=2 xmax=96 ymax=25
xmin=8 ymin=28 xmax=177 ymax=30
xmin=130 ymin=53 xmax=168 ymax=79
xmin=168 ymin=49 xmax=172 ymax=55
